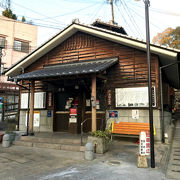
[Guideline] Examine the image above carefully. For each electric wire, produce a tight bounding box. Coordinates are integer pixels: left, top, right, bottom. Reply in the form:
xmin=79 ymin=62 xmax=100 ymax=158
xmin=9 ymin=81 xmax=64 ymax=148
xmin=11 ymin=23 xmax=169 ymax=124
xmin=90 ymin=1 xmax=106 ymax=22
xmin=26 ymin=2 xmax=100 ymax=21
xmin=127 ymin=4 xmax=163 ymax=32
xmin=116 ymin=2 xmax=140 ymax=38
xmin=129 ymin=1 xmax=180 ymax=17
xmin=120 ymin=0 xmax=143 ymax=39
xmin=115 ymin=4 xmax=133 ymax=37
xmin=117 ymin=1 xmax=139 ymax=38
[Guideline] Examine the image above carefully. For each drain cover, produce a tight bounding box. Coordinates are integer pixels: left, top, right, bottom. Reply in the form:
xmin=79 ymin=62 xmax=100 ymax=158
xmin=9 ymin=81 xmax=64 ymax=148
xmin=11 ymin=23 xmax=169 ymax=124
xmin=108 ymin=160 xmax=121 ymax=165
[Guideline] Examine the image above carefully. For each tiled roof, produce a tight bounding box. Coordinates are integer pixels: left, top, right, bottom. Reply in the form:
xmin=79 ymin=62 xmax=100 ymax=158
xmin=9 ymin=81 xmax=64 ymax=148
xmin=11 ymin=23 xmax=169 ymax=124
xmin=13 ymin=57 xmax=118 ymax=81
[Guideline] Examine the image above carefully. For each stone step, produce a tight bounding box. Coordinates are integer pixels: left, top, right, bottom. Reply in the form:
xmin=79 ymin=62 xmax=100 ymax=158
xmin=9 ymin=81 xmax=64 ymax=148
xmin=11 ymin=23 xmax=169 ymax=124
xmin=14 ymin=140 xmax=85 ymax=152
xmin=20 ymin=136 xmax=84 ymax=145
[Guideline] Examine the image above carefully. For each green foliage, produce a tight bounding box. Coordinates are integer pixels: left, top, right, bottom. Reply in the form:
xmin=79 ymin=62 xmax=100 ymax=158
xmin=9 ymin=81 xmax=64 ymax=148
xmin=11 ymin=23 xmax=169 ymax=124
xmin=2 ymin=8 xmax=17 ymax=20
xmin=90 ymin=130 xmax=110 ymax=141
xmin=22 ymin=16 xmax=26 ymax=22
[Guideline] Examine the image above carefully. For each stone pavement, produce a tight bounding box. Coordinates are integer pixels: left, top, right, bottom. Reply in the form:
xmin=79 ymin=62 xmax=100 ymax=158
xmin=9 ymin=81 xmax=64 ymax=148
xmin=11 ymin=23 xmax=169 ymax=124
xmin=166 ymin=119 xmax=180 ymax=179
xmin=0 ymin=137 xmax=171 ymax=180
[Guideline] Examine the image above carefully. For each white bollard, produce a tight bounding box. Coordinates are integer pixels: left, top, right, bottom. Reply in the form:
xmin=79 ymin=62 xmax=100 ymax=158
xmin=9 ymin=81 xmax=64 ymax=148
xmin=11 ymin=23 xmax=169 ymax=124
xmin=85 ymin=142 xmax=94 ymax=161
xmin=2 ymin=134 xmax=11 ymax=148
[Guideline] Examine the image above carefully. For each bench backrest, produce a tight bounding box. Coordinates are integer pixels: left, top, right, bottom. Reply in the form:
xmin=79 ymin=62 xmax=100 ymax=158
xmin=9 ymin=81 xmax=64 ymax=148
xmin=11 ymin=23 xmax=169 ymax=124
xmin=112 ymin=122 xmax=150 ymax=135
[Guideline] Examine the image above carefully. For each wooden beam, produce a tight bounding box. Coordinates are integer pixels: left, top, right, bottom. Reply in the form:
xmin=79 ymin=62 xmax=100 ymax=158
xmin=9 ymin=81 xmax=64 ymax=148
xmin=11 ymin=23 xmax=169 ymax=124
xmin=29 ymin=80 xmax=35 ymax=133
xmin=97 ymin=74 xmax=107 ymax=80
xmin=91 ymin=74 xmax=96 ymax=132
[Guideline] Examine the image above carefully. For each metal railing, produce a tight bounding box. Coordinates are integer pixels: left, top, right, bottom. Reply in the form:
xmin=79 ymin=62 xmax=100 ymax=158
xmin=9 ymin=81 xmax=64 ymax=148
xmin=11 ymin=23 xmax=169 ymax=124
xmin=80 ymin=117 xmax=104 ymax=146
xmin=80 ymin=118 xmax=90 ymax=146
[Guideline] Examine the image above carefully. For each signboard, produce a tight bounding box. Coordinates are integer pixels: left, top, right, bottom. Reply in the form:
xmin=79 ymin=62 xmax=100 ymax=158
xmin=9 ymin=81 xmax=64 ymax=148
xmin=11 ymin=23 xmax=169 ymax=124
xmin=115 ymin=87 xmax=156 ymax=107
xmin=69 ymin=108 xmax=77 ymax=115
xmin=47 ymin=110 xmax=51 ymax=117
xmin=139 ymin=131 xmax=150 ymax=156
xmin=107 ymin=90 xmax=112 ymax=106
xmin=69 ymin=116 xmax=77 ymax=123
xmin=109 ymin=110 xmax=118 ymax=118
xmin=26 ymin=111 xmax=40 ymax=127
xmin=47 ymin=92 xmax=53 ymax=108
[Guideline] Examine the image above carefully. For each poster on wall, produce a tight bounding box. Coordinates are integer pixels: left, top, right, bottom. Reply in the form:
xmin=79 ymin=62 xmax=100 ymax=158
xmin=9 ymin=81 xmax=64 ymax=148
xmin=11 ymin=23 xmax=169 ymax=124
xmin=132 ymin=110 xmax=139 ymax=119
xmin=25 ymin=111 xmax=40 ymax=127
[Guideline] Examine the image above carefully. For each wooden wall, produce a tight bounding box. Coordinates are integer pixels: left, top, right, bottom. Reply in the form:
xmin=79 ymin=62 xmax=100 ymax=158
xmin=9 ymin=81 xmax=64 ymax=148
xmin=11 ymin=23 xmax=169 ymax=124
xmin=23 ymin=31 xmax=160 ymax=108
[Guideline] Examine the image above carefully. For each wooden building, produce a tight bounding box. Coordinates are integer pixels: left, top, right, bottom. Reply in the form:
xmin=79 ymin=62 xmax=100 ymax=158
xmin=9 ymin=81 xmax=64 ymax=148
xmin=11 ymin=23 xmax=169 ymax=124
xmin=4 ymin=22 xmax=180 ymax=141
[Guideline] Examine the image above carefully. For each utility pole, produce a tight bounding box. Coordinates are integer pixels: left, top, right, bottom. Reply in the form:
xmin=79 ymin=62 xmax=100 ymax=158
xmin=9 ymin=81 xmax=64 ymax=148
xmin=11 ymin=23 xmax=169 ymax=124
xmin=135 ymin=0 xmax=155 ymax=168
xmin=110 ymin=0 xmax=115 ymax=24
xmin=7 ymin=0 xmax=10 ymax=9
xmin=144 ymin=0 xmax=155 ymax=168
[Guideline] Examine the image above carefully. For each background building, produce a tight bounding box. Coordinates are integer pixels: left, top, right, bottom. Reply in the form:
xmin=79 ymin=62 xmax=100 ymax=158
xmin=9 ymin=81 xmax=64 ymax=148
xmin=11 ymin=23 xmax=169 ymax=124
xmin=0 ymin=15 xmax=37 ymax=126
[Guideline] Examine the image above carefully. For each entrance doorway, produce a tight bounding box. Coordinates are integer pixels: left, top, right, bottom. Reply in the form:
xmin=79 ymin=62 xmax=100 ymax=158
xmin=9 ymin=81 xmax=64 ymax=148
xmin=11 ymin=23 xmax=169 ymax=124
xmin=53 ymin=79 xmax=106 ymax=134
xmin=54 ymin=86 xmax=83 ymax=133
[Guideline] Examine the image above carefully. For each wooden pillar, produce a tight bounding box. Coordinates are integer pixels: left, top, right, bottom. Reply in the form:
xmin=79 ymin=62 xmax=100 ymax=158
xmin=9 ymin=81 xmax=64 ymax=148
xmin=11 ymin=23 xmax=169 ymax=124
xmin=29 ymin=80 xmax=35 ymax=133
xmin=91 ymin=74 xmax=96 ymax=132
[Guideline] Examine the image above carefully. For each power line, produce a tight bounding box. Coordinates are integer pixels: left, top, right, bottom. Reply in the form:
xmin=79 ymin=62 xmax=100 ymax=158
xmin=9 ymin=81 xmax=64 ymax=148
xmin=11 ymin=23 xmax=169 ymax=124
xmin=12 ymin=1 xmax=63 ymax=24
xmin=127 ymin=4 xmax=163 ymax=32
xmin=121 ymin=0 xmax=143 ymax=39
xmin=0 ymin=16 xmax=66 ymax=30
xmin=129 ymin=1 xmax=180 ymax=17
xmin=21 ymin=2 xmax=99 ymax=21
xmin=116 ymin=1 xmax=140 ymax=38
xmin=115 ymin=4 xmax=134 ymax=37
xmin=90 ymin=1 xmax=106 ymax=22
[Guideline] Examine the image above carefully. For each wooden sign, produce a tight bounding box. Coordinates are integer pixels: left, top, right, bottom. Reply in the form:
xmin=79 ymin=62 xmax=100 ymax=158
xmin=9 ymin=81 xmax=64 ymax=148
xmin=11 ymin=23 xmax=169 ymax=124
xmin=107 ymin=89 xmax=112 ymax=106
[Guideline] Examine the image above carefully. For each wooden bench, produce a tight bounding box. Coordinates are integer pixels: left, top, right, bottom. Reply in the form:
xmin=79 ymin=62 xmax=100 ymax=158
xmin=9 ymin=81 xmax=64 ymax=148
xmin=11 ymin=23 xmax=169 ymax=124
xmin=110 ymin=122 xmax=150 ymax=139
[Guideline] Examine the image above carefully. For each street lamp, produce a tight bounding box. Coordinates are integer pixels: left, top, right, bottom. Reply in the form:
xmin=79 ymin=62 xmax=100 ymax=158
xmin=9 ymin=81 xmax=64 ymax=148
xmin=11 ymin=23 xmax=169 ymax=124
xmin=135 ymin=0 xmax=155 ymax=168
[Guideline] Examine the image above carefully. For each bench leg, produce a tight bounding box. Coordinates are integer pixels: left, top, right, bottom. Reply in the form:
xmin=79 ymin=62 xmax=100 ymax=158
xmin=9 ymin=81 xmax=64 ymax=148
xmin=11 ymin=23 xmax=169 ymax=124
xmin=111 ymin=134 xmax=112 ymax=141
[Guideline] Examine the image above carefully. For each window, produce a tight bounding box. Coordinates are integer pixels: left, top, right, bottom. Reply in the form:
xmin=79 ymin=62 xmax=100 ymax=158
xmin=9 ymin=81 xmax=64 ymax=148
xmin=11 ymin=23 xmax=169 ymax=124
xmin=115 ymin=87 xmax=156 ymax=107
xmin=21 ymin=92 xmax=46 ymax=109
xmin=0 ymin=36 xmax=6 ymax=48
xmin=13 ymin=40 xmax=29 ymax=53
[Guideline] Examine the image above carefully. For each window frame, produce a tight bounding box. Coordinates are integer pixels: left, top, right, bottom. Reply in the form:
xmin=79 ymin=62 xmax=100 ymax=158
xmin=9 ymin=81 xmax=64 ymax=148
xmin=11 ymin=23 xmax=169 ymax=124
xmin=13 ymin=39 xmax=29 ymax=53
xmin=0 ymin=36 xmax=6 ymax=48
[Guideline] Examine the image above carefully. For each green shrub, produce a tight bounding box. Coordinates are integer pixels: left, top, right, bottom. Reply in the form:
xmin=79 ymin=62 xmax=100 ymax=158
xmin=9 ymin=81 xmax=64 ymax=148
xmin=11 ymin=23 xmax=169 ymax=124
xmin=90 ymin=130 xmax=110 ymax=141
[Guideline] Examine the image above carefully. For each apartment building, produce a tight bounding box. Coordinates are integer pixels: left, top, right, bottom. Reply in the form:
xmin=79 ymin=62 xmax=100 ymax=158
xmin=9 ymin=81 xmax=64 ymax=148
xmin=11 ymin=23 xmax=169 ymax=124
xmin=0 ymin=15 xmax=37 ymax=123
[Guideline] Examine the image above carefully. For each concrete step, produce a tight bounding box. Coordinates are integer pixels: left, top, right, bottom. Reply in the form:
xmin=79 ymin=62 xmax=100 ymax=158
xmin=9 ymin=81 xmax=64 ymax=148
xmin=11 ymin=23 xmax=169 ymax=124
xmin=20 ymin=136 xmax=83 ymax=145
xmin=14 ymin=140 xmax=85 ymax=152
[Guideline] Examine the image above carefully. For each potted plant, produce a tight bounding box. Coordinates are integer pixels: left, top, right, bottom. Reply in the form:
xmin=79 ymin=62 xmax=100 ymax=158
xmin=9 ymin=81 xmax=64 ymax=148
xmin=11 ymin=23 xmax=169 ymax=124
xmin=88 ymin=130 xmax=111 ymax=154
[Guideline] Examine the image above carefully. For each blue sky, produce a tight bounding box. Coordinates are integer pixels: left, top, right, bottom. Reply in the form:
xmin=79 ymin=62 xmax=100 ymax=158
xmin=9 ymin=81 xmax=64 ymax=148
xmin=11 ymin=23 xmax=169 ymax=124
xmin=0 ymin=0 xmax=179 ymax=46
